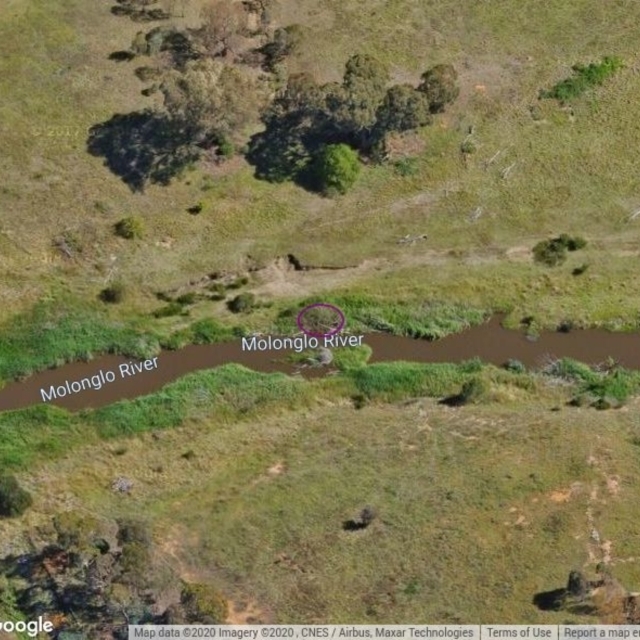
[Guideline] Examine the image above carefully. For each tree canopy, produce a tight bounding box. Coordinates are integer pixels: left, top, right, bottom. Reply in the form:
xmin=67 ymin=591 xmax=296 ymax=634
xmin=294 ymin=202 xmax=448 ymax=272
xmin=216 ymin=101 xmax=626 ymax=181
xmin=418 ymin=63 xmax=460 ymax=113
xmin=160 ymin=58 xmax=264 ymax=147
xmin=312 ymin=143 xmax=361 ymax=195
xmin=247 ymin=55 xmax=459 ymax=189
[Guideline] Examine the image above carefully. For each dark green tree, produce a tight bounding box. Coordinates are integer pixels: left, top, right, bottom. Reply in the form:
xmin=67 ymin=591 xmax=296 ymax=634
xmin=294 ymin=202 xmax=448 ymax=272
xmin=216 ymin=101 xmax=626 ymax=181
xmin=418 ymin=64 xmax=459 ymax=113
xmin=328 ymin=54 xmax=389 ymax=148
xmin=374 ymin=84 xmax=432 ymax=138
xmin=312 ymin=143 xmax=361 ymax=195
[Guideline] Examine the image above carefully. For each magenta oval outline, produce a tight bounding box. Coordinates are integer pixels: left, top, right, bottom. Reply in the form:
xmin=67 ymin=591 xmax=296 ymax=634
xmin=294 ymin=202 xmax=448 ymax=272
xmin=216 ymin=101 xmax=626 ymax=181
xmin=296 ymin=303 xmax=346 ymax=337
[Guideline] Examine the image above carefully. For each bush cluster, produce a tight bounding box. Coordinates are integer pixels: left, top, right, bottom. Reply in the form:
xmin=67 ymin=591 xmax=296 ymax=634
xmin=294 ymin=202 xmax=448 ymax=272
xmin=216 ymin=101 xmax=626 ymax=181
xmin=114 ymin=216 xmax=144 ymax=240
xmin=533 ymin=234 xmax=587 ymax=266
xmin=227 ymin=292 xmax=256 ymax=313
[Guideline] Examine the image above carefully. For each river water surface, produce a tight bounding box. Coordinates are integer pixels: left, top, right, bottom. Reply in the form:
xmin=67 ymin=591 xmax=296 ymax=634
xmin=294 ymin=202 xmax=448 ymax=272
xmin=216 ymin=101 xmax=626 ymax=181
xmin=1 ymin=316 xmax=639 ymax=412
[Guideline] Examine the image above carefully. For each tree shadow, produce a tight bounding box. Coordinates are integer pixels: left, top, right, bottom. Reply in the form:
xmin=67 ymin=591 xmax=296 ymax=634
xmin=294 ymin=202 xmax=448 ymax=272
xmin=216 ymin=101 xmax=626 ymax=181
xmin=342 ymin=519 xmax=369 ymax=531
xmin=111 ymin=0 xmax=170 ymax=22
xmin=109 ymin=50 xmax=136 ymax=62
xmin=159 ymin=29 xmax=202 ymax=69
xmin=87 ymin=110 xmax=200 ymax=192
xmin=246 ymin=112 xmax=342 ymax=192
xmin=532 ymin=587 xmax=567 ymax=611
xmin=438 ymin=393 xmax=466 ymax=407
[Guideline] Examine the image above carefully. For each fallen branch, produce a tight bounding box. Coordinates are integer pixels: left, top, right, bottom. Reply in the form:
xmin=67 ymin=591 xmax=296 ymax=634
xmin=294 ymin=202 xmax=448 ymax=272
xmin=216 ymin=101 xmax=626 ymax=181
xmin=501 ymin=162 xmax=517 ymax=179
xmin=397 ymin=233 xmax=428 ymax=245
xmin=484 ymin=149 xmax=503 ymax=169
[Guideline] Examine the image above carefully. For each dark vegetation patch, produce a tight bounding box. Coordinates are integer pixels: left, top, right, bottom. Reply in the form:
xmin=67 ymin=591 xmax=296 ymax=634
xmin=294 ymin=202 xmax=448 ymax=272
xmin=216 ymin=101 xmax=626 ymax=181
xmin=227 ymin=292 xmax=256 ymax=313
xmin=342 ymin=506 xmax=377 ymax=531
xmin=532 ymin=234 xmax=587 ymax=266
xmin=114 ymin=216 xmax=144 ymax=239
xmin=99 ymin=283 xmax=126 ymax=304
xmin=109 ymin=50 xmax=136 ymax=62
xmin=111 ymin=0 xmax=170 ymax=22
xmin=0 ymin=475 xmax=33 ymax=518
xmin=440 ymin=376 xmax=490 ymax=407
xmin=0 ymin=513 xmax=227 ymax=637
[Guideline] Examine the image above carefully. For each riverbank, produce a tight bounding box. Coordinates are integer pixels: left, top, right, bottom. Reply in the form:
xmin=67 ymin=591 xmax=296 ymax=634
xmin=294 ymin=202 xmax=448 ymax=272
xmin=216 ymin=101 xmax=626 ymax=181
xmin=4 ymin=314 xmax=640 ymax=414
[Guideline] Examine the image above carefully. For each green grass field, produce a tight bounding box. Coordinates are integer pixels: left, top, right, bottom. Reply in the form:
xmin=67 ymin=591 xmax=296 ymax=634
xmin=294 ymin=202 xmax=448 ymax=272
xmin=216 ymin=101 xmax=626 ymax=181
xmin=2 ymin=0 xmax=640 ymax=328
xmin=7 ymin=385 xmax=640 ymax=623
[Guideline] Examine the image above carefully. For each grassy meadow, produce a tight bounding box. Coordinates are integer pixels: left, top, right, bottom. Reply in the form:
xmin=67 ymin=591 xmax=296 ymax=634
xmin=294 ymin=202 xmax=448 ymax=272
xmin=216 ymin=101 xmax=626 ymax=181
xmin=5 ymin=377 xmax=640 ymax=622
xmin=1 ymin=0 xmax=640 ymax=328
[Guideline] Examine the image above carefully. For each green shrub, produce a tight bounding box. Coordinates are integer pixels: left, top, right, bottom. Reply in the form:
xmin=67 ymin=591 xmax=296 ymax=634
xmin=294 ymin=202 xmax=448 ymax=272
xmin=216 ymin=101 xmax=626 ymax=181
xmin=181 ymin=583 xmax=228 ymax=624
xmin=54 ymin=511 xmax=102 ymax=552
xmin=260 ymin=24 xmax=304 ymax=71
xmin=533 ymin=238 xmax=567 ymax=266
xmin=227 ymin=293 xmax=256 ymax=313
xmin=458 ymin=377 xmax=490 ymax=404
xmin=503 ymin=359 xmax=526 ymax=374
xmin=460 ymin=139 xmax=476 ymax=154
xmin=541 ymin=56 xmax=623 ymax=101
xmin=118 ymin=542 xmax=151 ymax=587
xmin=217 ymin=137 xmax=234 ymax=158
xmin=226 ymin=276 xmax=249 ymax=290
xmin=117 ymin=518 xmax=151 ymax=547
xmin=176 ymin=292 xmax=197 ymax=305
xmin=190 ymin=319 xmax=235 ymax=343
xmin=418 ymin=63 xmax=460 ymax=113
xmin=533 ymin=234 xmax=587 ymax=266
xmin=565 ymin=235 xmax=587 ymax=251
xmin=114 ymin=216 xmax=144 ymax=240
xmin=0 ymin=475 xmax=33 ymax=518
xmin=134 ymin=66 xmax=162 ymax=82
xmin=152 ymin=302 xmax=184 ymax=318
xmin=312 ymin=144 xmax=361 ymax=195
xmin=393 ymin=158 xmax=419 ymax=176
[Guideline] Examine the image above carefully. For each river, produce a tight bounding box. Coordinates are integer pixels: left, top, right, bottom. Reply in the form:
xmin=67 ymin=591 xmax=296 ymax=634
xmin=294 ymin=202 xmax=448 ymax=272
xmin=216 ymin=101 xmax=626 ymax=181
xmin=0 ymin=316 xmax=637 ymax=412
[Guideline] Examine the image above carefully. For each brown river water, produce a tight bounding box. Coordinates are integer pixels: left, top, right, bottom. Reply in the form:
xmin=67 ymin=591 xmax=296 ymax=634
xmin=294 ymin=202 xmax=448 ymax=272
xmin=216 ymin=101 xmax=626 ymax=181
xmin=1 ymin=316 xmax=639 ymax=413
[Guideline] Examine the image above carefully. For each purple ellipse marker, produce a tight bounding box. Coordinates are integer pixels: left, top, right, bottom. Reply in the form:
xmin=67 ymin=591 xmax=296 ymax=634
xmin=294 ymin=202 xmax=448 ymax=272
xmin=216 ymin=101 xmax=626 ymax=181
xmin=296 ymin=303 xmax=346 ymax=337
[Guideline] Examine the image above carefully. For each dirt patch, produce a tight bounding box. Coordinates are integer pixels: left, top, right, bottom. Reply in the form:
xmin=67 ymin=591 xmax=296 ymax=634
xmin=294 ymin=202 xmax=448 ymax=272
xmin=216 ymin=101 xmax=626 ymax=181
xmin=267 ymin=461 xmax=286 ymax=476
xmin=227 ymin=598 xmax=272 ymax=624
xmin=606 ymin=475 xmax=621 ymax=496
xmin=158 ymin=525 xmax=207 ymax=583
xmin=549 ymin=482 xmax=583 ymax=503
xmin=549 ymin=489 xmax=571 ymax=504
xmin=384 ymin=131 xmax=427 ymax=160
xmin=252 ymin=460 xmax=287 ymax=488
